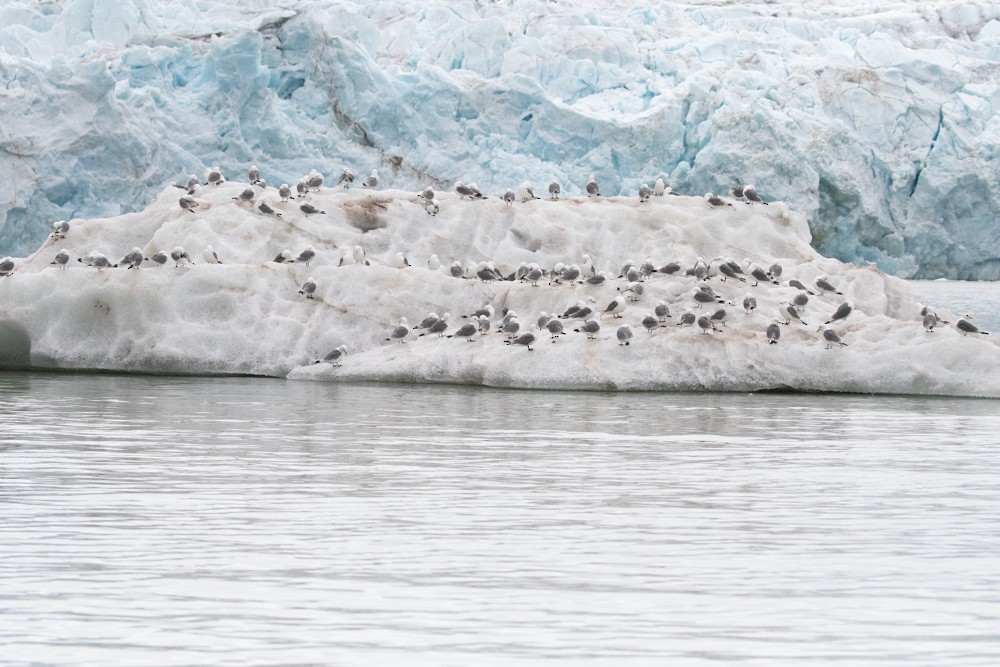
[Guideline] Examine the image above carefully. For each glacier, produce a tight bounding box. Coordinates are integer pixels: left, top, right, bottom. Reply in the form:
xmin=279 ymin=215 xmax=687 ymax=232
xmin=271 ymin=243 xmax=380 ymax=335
xmin=1 ymin=0 xmax=999 ymax=279
xmin=2 ymin=180 xmax=998 ymax=397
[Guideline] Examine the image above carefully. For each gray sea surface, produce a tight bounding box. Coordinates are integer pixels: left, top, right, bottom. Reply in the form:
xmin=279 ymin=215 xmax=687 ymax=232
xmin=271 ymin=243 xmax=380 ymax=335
xmin=2 ymin=371 xmax=1000 ymax=666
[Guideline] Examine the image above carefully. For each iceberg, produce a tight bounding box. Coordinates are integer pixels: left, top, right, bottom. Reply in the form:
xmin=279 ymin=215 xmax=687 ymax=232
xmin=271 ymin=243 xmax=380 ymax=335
xmin=2 ymin=180 xmax=998 ymax=397
xmin=1 ymin=1 xmax=999 ymax=278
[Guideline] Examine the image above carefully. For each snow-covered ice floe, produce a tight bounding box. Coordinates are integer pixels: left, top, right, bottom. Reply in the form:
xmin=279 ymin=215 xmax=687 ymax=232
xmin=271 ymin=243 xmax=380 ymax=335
xmin=1 ymin=181 xmax=998 ymax=397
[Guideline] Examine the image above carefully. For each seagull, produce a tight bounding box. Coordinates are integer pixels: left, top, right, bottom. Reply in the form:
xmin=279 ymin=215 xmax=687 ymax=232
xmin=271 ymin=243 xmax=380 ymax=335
xmin=815 ymin=277 xmax=842 ymax=295
xmin=422 ymin=313 xmax=451 ymax=337
xmin=426 ymin=254 xmax=441 ymax=271
xmin=779 ymin=303 xmax=807 ymax=325
xmin=0 ymin=257 xmax=15 ymax=277
xmin=791 ymin=292 xmax=809 ymax=311
xmin=316 ymin=345 xmax=348 ymax=366
xmin=575 ymin=319 xmax=601 ymax=339
xmin=120 ymin=248 xmax=143 ymax=269
xmin=641 ymin=315 xmax=660 ymax=333
xmin=744 ymin=184 xmax=767 ymax=204
xmin=419 ymin=187 xmax=435 ymax=202
xmin=146 ymin=251 xmax=169 ymax=267
xmin=582 ymin=272 xmax=607 ymax=286
xmin=299 ymin=277 xmax=317 ymax=298
xmin=730 ymin=185 xmax=746 ymax=201
xmin=548 ymin=180 xmax=561 ymax=199
xmin=386 ymin=317 xmax=410 ymax=343
xmin=424 ymin=200 xmax=440 ymax=216
xmin=826 ymin=302 xmax=853 ymax=324
xmin=766 ymin=320 xmax=781 ymax=344
xmin=748 ymin=264 xmax=776 ymax=286
xmin=616 ymin=325 xmax=634 ymax=346
xmin=518 ymin=181 xmax=540 ymax=202
xmin=294 ymin=246 xmax=316 ymax=265
xmin=638 ymin=183 xmax=651 ymax=202
xmin=363 ymin=169 xmax=379 ymax=189
xmin=465 ymin=304 xmax=495 ymax=320
xmin=499 ymin=317 xmax=521 ymax=339
xmin=503 ymin=189 xmax=515 ymax=206
xmin=279 ymin=184 xmax=292 ymax=201
xmin=956 ymin=317 xmax=989 ymax=336
xmin=477 ymin=314 xmax=492 ymax=334
xmin=78 ymin=251 xmax=112 ymax=270
xmin=272 ymin=249 xmax=294 ymax=264
xmin=507 ymin=332 xmax=536 ymax=351
xmin=619 ymin=282 xmax=644 ymax=302
xmin=248 ymin=165 xmax=261 ymax=185
xmin=768 ymin=263 xmax=783 ymax=279
xmin=51 ymin=249 xmax=70 ymax=269
xmin=51 ymin=220 xmax=70 ymax=238
xmin=693 ymin=290 xmax=721 ymax=308
xmin=788 ymin=279 xmax=815 ymax=295
xmin=654 ymin=301 xmax=671 ymax=321
xmin=449 ymin=322 xmax=478 ymax=342
xmin=414 ymin=312 xmax=440 ymax=331
xmin=586 ymin=174 xmax=600 ymax=197
xmin=305 ymin=170 xmax=324 ymax=191
xmin=923 ymin=313 xmax=938 ymax=332
xmin=296 ymin=181 xmax=308 ymax=197
xmin=697 ymin=315 xmax=719 ymax=334
xmin=658 ymin=261 xmax=681 ymax=275
xmin=823 ymin=328 xmax=847 ymax=348
xmin=258 ymin=201 xmax=282 ymax=217
xmin=546 ymin=318 xmax=566 ymax=340
xmin=743 ymin=295 xmax=757 ymax=314
xmin=455 ymin=181 xmax=482 ymax=199
xmin=300 ymin=203 xmax=325 ymax=215
xmin=653 ymin=177 xmax=666 ymax=196
xmin=602 ymin=295 xmax=627 ymax=319
xmin=353 ymin=246 xmax=369 ymax=265
xmin=393 ymin=252 xmax=410 ymax=269
xmin=171 ymin=246 xmax=193 ymax=267
xmin=179 ymin=196 xmax=199 ymax=213
xmin=677 ymin=311 xmax=696 ymax=327
xmin=204 ymin=167 xmax=223 ymax=186
xmin=705 ymin=193 xmax=731 ymax=207
xmin=718 ymin=262 xmax=745 ymax=282
xmin=201 ymin=245 xmax=222 ymax=264
xmin=232 ymin=188 xmax=256 ymax=203
xmin=337 ymin=168 xmax=355 ymax=188
xmin=710 ymin=308 xmax=730 ymax=327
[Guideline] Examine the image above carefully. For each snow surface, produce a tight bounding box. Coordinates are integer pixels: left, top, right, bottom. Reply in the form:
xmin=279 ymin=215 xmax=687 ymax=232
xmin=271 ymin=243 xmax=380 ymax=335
xmin=2 ymin=181 xmax=998 ymax=397
xmin=2 ymin=1 xmax=999 ymax=278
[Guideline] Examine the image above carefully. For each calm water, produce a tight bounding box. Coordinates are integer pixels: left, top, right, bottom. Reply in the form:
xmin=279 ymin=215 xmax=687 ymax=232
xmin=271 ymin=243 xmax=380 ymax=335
xmin=2 ymin=372 xmax=999 ymax=666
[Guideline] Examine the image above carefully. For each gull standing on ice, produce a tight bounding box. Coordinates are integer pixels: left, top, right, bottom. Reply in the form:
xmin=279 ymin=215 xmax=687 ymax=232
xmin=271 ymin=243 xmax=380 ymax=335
xmin=586 ymin=174 xmax=600 ymax=197
xmin=294 ymin=246 xmax=316 ymax=265
xmin=258 ymin=201 xmax=282 ymax=217
xmin=279 ymin=184 xmax=292 ymax=202
xmin=51 ymin=220 xmax=70 ymax=238
xmin=546 ymin=318 xmax=566 ymax=341
xmin=653 ymin=177 xmax=666 ymax=196
xmin=248 ymin=165 xmax=261 ymax=185
xmin=337 ymin=168 xmax=355 ymax=188
xmin=179 ymin=196 xmax=199 ymax=213
xmin=744 ymin=184 xmax=767 ymax=204
xmin=233 ymin=188 xmax=256 ymax=203
xmin=956 ymin=317 xmax=989 ymax=336
xmin=507 ymin=332 xmax=536 ymax=351
xmin=616 ymin=325 xmax=634 ymax=346
xmin=705 ymin=193 xmax=730 ymax=207
xmin=548 ymin=180 xmax=560 ymax=199
xmin=147 ymin=251 xmax=169 ymax=267
xmin=201 ymin=245 xmax=222 ymax=264
xmin=0 ymin=257 xmax=15 ymax=277
xmin=272 ymin=249 xmax=294 ymax=264
xmin=363 ymin=169 xmax=379 ymax=189
xmin=51 ymin=250 xmax=70 ymax=269
xmin=387 ymin=317 xmax=410 ymax=343
xmin=316 ymin=345 xmax=348 ymax=366
xmin=743 ymin=295 xmax=757 ymax=314
xmin=300 ymin=203 xmax=325 ymax=215
xmin=503 ymin=189 xmax=516 ymax=206
xmin=305 ymin=170 xmax=324 ymax=191
xmin=423 ymin=313 xmax=451 ymax=337
xmin=823 ymin=329 xmax=848 ymax=348
xmin=171 ymin=246 xmax=193 ymax=267
xmin=575 ymin=319 xmax=601 ymax=339
xmin=638 ymin=184 xmax=651 ymax=202
xmin=766 ymin=320 xmax=781 ymax=344
xmin=815 ymin=276 xmax=842 ymax=295
xmin=427 ymin=254 xmax=441 ymax=271
xmin=518 ymin=181 xmax=540 ymax=202
xmin=826 ymin=302 xmax=853 ymax=324
xmin=779 ymin=302 xmax=807 ymax=326
xmin=677 ymin=311 xmax=697 ymax=327
xmin=205 ymin=167 xmax=224 ymax=186
xmin=697 ymin=315 xmax=719 ymax=334
xmin=299 ymin=277 xmax=317 ymax=299
xmin=655 ymin=301 xmax=671 ymax=321
xmin=449 ymin=322 xmax=479 ymax=342
xmin=120 ymin=248 xmax=144 ymax=269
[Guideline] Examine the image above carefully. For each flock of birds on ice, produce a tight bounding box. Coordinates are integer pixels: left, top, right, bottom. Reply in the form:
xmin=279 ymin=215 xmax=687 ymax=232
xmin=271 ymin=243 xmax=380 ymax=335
xmin=0 ymin=164 xmax=990 ymax=369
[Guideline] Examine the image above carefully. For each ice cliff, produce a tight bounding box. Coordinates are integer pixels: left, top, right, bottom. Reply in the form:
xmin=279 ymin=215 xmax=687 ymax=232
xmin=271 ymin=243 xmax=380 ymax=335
xmin=2 ymin=181 xmax=998 ymax=397
xmin=1 ymin=0 xmax=999 ymax=278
